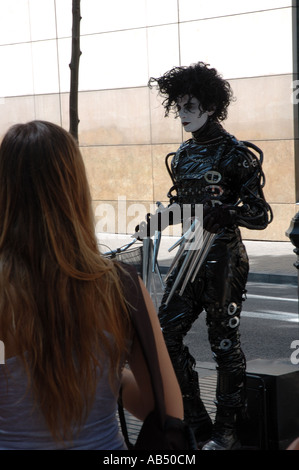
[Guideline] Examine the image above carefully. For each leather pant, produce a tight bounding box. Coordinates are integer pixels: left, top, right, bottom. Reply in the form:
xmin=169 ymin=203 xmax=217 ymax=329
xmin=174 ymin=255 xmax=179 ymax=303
xmin=158 ymin=232 xmax=249 ymax=428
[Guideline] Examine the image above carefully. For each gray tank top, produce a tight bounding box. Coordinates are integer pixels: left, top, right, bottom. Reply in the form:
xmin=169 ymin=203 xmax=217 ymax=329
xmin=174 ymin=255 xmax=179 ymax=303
xmin=0 ymin=354 xmax=126 ymax=450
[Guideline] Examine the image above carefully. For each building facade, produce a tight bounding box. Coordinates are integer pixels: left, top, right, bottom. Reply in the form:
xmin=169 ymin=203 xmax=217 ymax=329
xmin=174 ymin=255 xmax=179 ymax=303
xmin=0 ymin=0 xmax=298 ymax=241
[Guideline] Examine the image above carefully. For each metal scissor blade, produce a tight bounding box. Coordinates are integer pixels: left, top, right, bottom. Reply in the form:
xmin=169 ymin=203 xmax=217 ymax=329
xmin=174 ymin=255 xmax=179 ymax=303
xmin=142 ymin=237 xmax=153 ymax=289
xmin=177 ymin=249 xmax=199 ymax=296
xmin=168 ymin=219 xmax=198 ymax=252
xmin=178 ymin=226 xmax=205 ymax=296
xmin=164 ymin=239 xmax=187 ymax=282
xmin=190 ymin=231 xmax=217 ymax=283
xmin=164 ymin=219 xmax=200 ymax=282
xmin=165 ymin=248 xmax=194 ymax=305
xmin=152 ymin=230 xmax=161 ymax=273
xmin=155 ymin=262 xmax=165 ymax=289
xmin=168 ymin=234 xmax=185 ymax=252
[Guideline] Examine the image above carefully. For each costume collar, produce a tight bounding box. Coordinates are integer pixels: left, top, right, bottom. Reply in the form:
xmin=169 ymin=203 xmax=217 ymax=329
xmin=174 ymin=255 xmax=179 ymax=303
xmin=192 ymin=119 xmax=225 ymax=144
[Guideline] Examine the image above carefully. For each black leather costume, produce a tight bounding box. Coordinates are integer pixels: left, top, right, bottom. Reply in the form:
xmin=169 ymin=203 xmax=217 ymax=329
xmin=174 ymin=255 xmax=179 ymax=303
xmin=158 ymin=119 xmax=273 ymax=446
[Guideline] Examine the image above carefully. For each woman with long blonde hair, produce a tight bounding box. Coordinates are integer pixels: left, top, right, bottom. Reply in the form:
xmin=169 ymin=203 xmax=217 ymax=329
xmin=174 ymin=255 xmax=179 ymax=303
xmin=0 ymin=120 xmax=183 ymax=449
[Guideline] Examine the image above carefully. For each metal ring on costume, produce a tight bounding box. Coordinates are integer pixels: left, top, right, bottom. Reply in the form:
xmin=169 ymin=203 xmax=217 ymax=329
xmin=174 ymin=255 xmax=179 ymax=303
xmin=227 ymin=302 xmax=238 ymax=315
xmin=220 ymin=339 xmax=232 ymax=351
xmin=228 ymin=316 xmax=240 ymax=329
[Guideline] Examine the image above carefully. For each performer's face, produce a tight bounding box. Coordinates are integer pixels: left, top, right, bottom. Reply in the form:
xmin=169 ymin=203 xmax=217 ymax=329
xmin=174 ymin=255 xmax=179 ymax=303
xmin=176 ymin=95 xmax=212 ymax=132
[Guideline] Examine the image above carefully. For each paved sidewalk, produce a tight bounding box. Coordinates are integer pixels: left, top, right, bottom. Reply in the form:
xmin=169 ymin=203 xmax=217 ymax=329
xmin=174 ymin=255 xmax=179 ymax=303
xmin=244 ymin=239 xmax=298 ymax=285
xmin=97 ymin=232 xmax=298 ymax=285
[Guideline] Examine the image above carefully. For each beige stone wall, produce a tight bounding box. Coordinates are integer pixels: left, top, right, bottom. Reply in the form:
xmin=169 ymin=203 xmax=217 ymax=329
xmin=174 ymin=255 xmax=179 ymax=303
xmin=79 ymin=73 xmax=297 ymax=241
xmin=226 ymin=74 xmax=297 ymax=241
xmin=0 ymin=0 xmax=297 ymax=242
xmin=0 ymin=80 xmax=296 ymax=242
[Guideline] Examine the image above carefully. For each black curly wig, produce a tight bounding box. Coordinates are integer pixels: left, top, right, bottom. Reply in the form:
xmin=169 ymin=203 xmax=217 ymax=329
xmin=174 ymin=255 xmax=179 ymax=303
xmin=148 ymin=62 xmax=234 ymax=122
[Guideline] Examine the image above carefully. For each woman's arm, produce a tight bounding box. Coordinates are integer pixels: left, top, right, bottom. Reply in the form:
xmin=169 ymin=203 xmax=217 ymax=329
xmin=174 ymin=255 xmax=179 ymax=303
xmin=121 ymin=278 xmax=184 ymax=422
xmin=287 ymin=437 xmax=299 ymax=450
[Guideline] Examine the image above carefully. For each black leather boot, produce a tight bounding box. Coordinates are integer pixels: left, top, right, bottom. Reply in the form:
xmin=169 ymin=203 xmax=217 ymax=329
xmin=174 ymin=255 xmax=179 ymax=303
xmin=184 ymin=393 xmax=213 ymax=448
xmin=202 ymin=406 xmax=241 ymax=450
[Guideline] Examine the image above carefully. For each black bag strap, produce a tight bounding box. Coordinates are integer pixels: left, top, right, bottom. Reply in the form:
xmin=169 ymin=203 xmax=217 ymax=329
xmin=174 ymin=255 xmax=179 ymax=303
xmin=117 ymin=388 xmax=133 ymax=449
xmin=116 ymin=262 xmax=198 ymax=451
xmin=116 ymin=262 xmax=167 ymax=430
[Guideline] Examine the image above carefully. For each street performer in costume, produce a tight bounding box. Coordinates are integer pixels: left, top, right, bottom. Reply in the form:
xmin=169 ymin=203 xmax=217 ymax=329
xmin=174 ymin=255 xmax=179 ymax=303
xmin=135 ymin=62 xmax=273 ymax=450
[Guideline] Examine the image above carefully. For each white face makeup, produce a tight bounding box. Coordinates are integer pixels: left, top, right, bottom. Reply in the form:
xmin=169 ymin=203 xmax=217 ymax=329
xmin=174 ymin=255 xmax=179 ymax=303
xmin=176 ymin=95 xmax=212 ymax=133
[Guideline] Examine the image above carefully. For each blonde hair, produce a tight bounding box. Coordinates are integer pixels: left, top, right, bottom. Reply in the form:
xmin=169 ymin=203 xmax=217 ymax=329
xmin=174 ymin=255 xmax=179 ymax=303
xmin=0 ymin=121 xmax=131 ymax=441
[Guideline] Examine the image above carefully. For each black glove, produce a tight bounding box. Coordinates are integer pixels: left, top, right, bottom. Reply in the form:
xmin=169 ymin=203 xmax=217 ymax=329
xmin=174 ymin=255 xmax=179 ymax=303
xmin=133 ymin=204 xmax=181 ymax=239
xmin=203 ymin=203 xmax=237 ymax=233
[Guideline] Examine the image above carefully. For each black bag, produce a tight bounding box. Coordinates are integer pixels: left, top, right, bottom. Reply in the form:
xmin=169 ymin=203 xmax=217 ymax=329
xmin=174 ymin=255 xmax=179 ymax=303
xmin=117 ymin=262 xmax=197 ymax=451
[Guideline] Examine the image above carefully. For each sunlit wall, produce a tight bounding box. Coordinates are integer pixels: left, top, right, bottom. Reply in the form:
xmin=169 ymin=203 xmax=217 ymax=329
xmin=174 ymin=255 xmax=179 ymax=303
xmin=0 ymin=0 xmax=297 ymax=240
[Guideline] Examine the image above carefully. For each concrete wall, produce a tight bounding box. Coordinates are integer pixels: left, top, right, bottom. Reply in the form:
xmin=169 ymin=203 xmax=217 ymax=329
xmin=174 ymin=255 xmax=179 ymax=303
xmin=0 ymin=0 xmax=297 ymax=241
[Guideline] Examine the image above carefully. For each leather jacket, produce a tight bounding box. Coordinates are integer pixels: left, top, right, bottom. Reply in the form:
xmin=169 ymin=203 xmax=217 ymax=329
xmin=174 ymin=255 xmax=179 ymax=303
xmin=166 ymin=121 xmax=273 ymax=234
